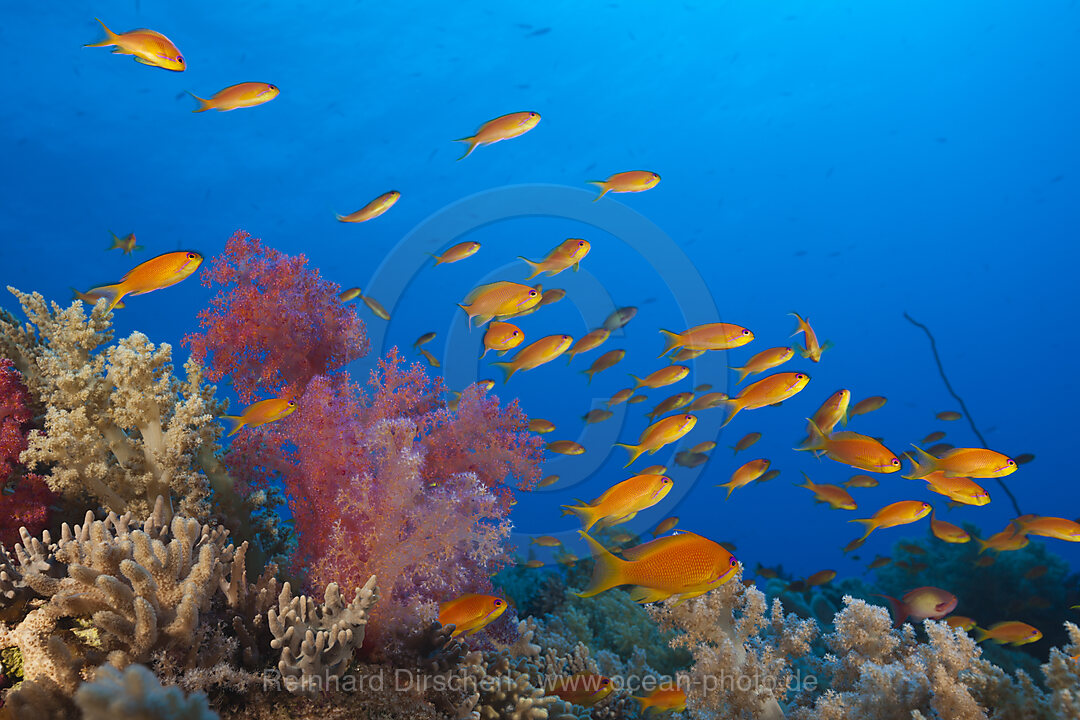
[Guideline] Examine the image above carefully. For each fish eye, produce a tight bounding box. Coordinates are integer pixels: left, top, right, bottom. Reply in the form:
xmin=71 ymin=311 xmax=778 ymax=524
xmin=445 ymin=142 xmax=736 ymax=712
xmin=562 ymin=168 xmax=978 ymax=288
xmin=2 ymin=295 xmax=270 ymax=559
xmin=742 ymin=329 xmax=751 ymax=335
xmin=601 ymin=679 xmax=610 ymax=685
xmin=729 ymin=556 xmax=737 ymax=566
xmin=288 ymin=400 xmax=296 ymax=406
xmin=187 ymin=252 xmax=198 ymax=259
xmin=269 ymin=84 xmax=277 ymax=90
xmin=494 ymin=599 xmax=503 ymax=606
xmin=796 ymin=373 xmax=805 ymax=379
xmin=529 ymin=290 xmax=537 ymax=296
xmin=1007 ymin=459 xmax=1016 ymax=465
xmin=512 ymin=331 xmax=520 ymax=336
xmin=891 ymin=458 xmax=901 ymax=466
xmin=177 ymin=55 xmax=184 ymax=63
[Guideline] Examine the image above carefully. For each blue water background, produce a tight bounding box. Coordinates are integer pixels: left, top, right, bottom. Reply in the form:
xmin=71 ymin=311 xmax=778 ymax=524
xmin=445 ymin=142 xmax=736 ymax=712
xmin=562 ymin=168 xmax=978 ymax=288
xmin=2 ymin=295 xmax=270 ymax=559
xmin=1 ymin=1 xmax=1078 ymax=582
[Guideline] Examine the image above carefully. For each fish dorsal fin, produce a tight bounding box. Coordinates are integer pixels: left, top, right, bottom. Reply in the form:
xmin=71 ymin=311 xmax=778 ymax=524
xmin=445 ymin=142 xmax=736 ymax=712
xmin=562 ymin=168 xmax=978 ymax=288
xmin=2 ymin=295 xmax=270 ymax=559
xmin=463 ymin=281 xmax=514 ymax=305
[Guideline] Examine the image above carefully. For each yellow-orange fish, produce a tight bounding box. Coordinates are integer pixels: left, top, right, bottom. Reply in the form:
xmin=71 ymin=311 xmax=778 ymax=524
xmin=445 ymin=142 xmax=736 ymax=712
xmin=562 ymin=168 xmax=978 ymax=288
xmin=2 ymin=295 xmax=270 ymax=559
xmin=849 ymin=396 xmax=887 ymax=418
xmin=722 ymin=372 xmax=810 ymax=427
xmin=590 ymin=171 xmax=661 ymax=201
xmin=480 ymin=321 xmax=524 ymax=359
xmin=459 ymin=282 xmax=541 ymax=326
xmin=438 ymin=594 xmax=507 ymax=637
xmin=577 ymin=530 xmax=738 ymax=603
xmin=731 ymin=432 xmax=762 ymax=455
xmin=547 ymin=674 xmax=614 ymax=707
xmin=71 ymin=288 xmax=126 ymax=309
xmin=336 ymin=190 xmax=400 ymax=223
xmin=455 ymin=111 xmax=541 ymax=159
xmin=659 ymin=323 xmax=753 ymax=358
xmin=795 ymin=473 xmax=857 ymax=510
xmin=975 ymin=622 xmax=1042 ymax=646
xmin=878 ymin=587 xmax=957 ymax=627
xmin=691 ymin=441 xmax=716 ymax=453
xmin=220 ymin=397 xmax=297 ymax=437
xmin=414 ymin=332 xmax=436 ymax=348
xmin=789 ymin=312 xmax=831 ymax=362
xmin=567 ymin=329 xmax=610 ymax=361
xmin=531 ymin=536 xmax=562 ymax=547
xmin=523 ymin=559 xmax=545 ymax=569
xmin=189 ymin=82 xmax=278 ymax=112
xmin=758 ymin=469 xmax=781 ymax=483
xmin=535 ymin=287 xmax=566 ymax=308
xmin=627 ymin=394 xmax=648 ymax=404
xmin=688 ymin=392 xmax=728 ymax=411
xmin=88 ymin=250 xmax=202 ymax=311
xmin=653 ymin=516 xmax=679 ymax=536
xmin=85 ymin=18 xmax=184 ymax=71
xmin=607 ymin=388 xmax=634 ymax=407
xmin=106 ymin=231 xmax=142 ymax=255
xmin=731 ymin=346 xmax=794 ymax=383
xmin=539 ymin=474 xmax=560 ymax=488
xmin=843 ymin=474 xmax=879 ymax=489
xmin=529 ymin=419 xmax=556 ymax=434
xmin=922 ymin=431 xmax=947 ymax=444
xmin=796 ymin=419 xmax=901 ymax=473
xmin=904 ymin=446 xmax=1017 ymax=480
xmin=631 ymin=365 xmax=689 ymax=390
xmin=561 ymin=474 xmax=673 ymax=531
xmin=430 ymin=241 xmax=481 ymax=265
xmin=615 ymin=413 xmax=697 ymax=467
xmin=977 ymin=527 xmax=1029 ymax=554
xmin=674 ymin=450 xmax=708 ymax=468
xmin=718 ymin=458 xmax=770 ymax=499
xmin=583 ymin=409 xmax=613 ymax=424
xmin=519 ymin=238 xmax=591 ymax=279
xmin=583 ymin=349 xmax=626 ymax=383
xmin=547 ymin=440 xmax=585 ymax=455
xmin=339 ymin=287 xmax=362 ymax=302
xmin=646 ymin=392 xmax=695 ymax=421
xmin=641 ymin=465 xmax=668 ymax=475
xmin=946 ymin=616 xmax=977 ymax=632
xmin=850 ymin=501 xmax=932 ymax=541
xmin=362 ymin=294 xmax=390 ymax=320
xmin=1015 ymin=516 xmax=1080 ymax=542
xmin=921 ymin=471 xmax=990 ymax=506
xmin=929 ymin=512 xmax=970 ymax=543
xmin=868 ymin=555 xmax=892 ymax=570
xmin=493 ymin=334 xmax=573 ymax=382
xmin=419 ymin=348 xmax=439 ymax=367
xmin=937 ymin=411 xmax=963 ymax=421
xmin=806 ymin=570 xmax=837 ymax=587
xmin=633 ymin=686 xmax=687 ymax=713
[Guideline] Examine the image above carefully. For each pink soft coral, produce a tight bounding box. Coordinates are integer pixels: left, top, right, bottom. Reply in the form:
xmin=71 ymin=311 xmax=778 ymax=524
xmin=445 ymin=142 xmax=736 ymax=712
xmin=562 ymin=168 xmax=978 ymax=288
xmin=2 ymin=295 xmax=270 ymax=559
xmin=0 ymin=358 xmax=55 ymax=546
xmin=184 ymin=230 xmax=370 ymax=402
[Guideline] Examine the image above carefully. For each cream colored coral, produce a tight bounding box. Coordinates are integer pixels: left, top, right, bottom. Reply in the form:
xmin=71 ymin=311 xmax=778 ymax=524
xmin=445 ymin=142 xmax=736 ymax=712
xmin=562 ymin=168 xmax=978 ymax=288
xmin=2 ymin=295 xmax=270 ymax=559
xmin=74 ymin=663 xmax=219 ymax=720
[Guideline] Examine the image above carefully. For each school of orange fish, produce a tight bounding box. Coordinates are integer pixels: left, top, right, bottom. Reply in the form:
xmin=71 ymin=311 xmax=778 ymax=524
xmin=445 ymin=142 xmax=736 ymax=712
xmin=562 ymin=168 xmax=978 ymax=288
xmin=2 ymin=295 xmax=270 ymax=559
xmin=76 ymin=18 xmax=1074 ymax=707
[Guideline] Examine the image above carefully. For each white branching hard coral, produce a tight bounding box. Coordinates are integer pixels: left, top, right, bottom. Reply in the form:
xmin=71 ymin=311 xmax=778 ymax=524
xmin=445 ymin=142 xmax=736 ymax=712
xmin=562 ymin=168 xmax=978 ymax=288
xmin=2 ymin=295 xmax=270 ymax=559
xmin=74 ymin=663 xmax=219 ymax=720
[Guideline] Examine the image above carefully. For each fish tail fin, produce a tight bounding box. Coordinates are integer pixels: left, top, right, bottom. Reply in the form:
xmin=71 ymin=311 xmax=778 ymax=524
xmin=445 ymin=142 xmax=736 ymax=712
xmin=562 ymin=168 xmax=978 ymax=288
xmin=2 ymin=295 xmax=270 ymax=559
xmin=219 ymin=415 xmax=245 ymax=437
xmin=722 ymin=482 xmax=737 ymax=500
xmin=903 ymin=445 xmax=939 ymax=479
xmin=788 ymin=312 xmax=808 ymax=337
xmin=875 ymin=594 xmax=907 ymax=627
xmin=454 ymin=136 xmax=479 ymax=160
xmin=731 ymin=365 xmax=750 ymax=384
xmin=187 ymin=91 xmax=213 ymax=112
xmin=518 ymin=256 xmax=542 ymax=280
xmin=86 ymin=283 xmax=125 ymax=311
xmin=589 ymin=182 xmax=610 ymax=202
xmin=973 ymin=626 xmax=991 ymax=643
xmin=657 ymin=329 xmax=682 ymax=357
xmin=848 ymin=518 xmax=877 ymax=542
xmin=614 ymin=443 xmax=645 ymax=467
xmin=575 ymin=531 xmax=627 ymax=597
xmin=794 ymin=472 xmax=815 ymax=491
xmin=106 ymin=231 xmax=122 ymax=249
xmin=719 ymin=399 xmax=744 ymax=428
xmin=560 ymin=504 xmax=600 ymax=531
xmin=426 ymin=251 xmax=443 ymax=265
xmin=491 ymin=362 xmax=516 ymax=383
xmin=795 ymin=418 xmax=827 ymax=452
xmin=85 ymin=18 xmax=119 ymax=47
xmin=581 ymin=369 xmax=595 ymax=385
xmin=478 ymin=347 xmax=489 ymax=360
xmin=629 ymin=374 xmax=646 ymax=389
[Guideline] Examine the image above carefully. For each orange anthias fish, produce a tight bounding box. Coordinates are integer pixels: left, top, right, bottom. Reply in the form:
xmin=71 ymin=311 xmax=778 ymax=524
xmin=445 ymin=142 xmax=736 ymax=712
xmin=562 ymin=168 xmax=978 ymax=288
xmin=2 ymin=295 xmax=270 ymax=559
xmin=615 ymin=413 xmax=697 ymax=467
xmin=85 ymin=18 xmax=185 ymax=71
xmin=492 ymin=334 xmax=573 ymax=382
xmin=937 ymin=411 xmax=963 ymax=421
xmin=946 ymin=616 xmax=977 ymax=632
xmin=904 ymin=446 xmax=1017 ymax=479
xmin=1015 ymin=517 xmax=1080 ymax=542
xmin=519 ymin=238 xmax=591 ymax=279
xmin=459 ymin=282 xmax=541 ymax=326
xmin=561 ymin=474 xmax=673 ymax=531
xmin=362 ymin=295 xmax=390 ymax=320
xmin=633 ymin=686 xmax=687 ymax=713
xmin=219 ymin=397 xmax=297 ymax=436
xmin=438 ymin=594 xmax=507 ymax=637
xmin=758 ymin=469 xmax=781 ymax=483
xmin=796 ymin=419 xmax=901 ymax=473
xmin=590 ymin=171 xmax=661 ymax=201
xmin=107 ymin=231 xmax=142 ymax=255
xmin=789 ymin=312 xmax=832 ymax=362
xmin=849 ymin=396 xmax=887 ymax=418
xmin=658 ymin=323 xmax=754 ymax=358
xmin=731 ymin=432 xmax=762 ymax=455
xmin=89 ymin=250 xmax=203 ymax=311
xmin=531 ymin=536 xmax=562 ymax=547
xmin=577 ymin=530 xmax=738 ymax=603
xmin=189 ymin=82 xmax=279 ymax=112
xmin=806 ymin=570 xmax=837 ymax=587
xmin=731 ymin=346 xmax=794 ymax=384
xmin=646 ymin=392 xmax=695 ymax=421
xmin=868 ymin=555 xmax=892 ymax=570
xmin=877 ymin=587 xmax=957 ymax=627
xmin=583 ymin=349 xmax=626 ymax=383
xmin=336 ymin=190 xmax=401 ymax=223
xmin=430 ymin=241 xmax=481 ymax=265
xmin=843 ymin=474 xmax=879 ymax=489
xmin=930 ymin=511 xmax=971 ymax=543
xmin=547 ymin=674 xmax=614 ymax=707
xmin=812 ymin=389 xmax=852 ymax=434
xmin=567 ymin=329 xmax=610 ymax=361
xmin=72 ymin=288 xmax=126 ymax=309
xmin=722 ymin=372 xmax=811 ymax=427
xmin=671 ymin=347 xmax=705 ymax=362
xmin=921 ymin=471 xmax=990 ymax=506
xmin=631 ymin=365 xmax=689 ymax=390
xmin=480 ymin=321 xmax=524 ymax=359
xmin=675 ymin=450 xmax=708 ymax=467
xmin=546 ymin=440 xmax=585 ymax=455
xmin=529 ymin=418 xmax=556 ymax=433
xmin=977 ymin=526 xmax=1029 ymax=554
xmin=607 ymin=388 xmax=634 ymax=408
xmin=795 ymin=473 xmax=857 ymax=510
xmin=718 ymin=458 xmax=770 ymax=499
xmin=583 ymin=409 xmax=613 ymax=424
xmin=455 ymin=111 xmax=541 ymax=159
xmin=339 ymin=287 xmax=363 ymax=302
xmin=923 ymin=431 xmax=947 ymax=444
xmin=689 ymin=392 xmax=728 ymax=411
xmin=850 ymin=501 xmax=932 ymax=541
xmin=653 ymin=516 xmax=679 ymax=536
xmin=975 ymin=622 xmax=1042 ymax=646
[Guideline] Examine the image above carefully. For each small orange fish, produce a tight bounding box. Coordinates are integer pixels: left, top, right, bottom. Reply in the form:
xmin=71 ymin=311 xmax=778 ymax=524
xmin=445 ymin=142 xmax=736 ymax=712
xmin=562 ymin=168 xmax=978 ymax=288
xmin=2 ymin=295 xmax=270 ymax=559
xmin=659 ymin=323 xmax=754 ymax=358
xmin=731 ymin=432 xmax=762 ymax=455
xmin=843 ymin=474 xmax=879 ymax=489
xmin=615 ymin=413 xmax=697 ymax=467
xmin=459 ymin=282 xmax=542 ymax=327
xmin=718 ymin=458 xmax=770 ymax=499
xmin=438 ymin=594 xmax=507 ymax=637
xmin=547 ymin=674 xmax=614 ymax=707
xmin=631 ymin=365 xmax=689 ymax=390
xmin=71 ymin=288 xmax=126 ymax=309
xmin=430 ymin=241 xmax=481 ymax=265
xmin=362 ymin=294 xmax=391 ymax=320
xmin=731 ymin=346 xmax=794 ymax=383
xmin=922 ymin=431 xmax=947 ymax=444
xmin=106 ymin=231 xmax=142 ymax=255
xmin=414 ymin=332 xmax=436 ymax=348
xmin=603 ymin=306 xmax=638 ymax=331
xmin=756 ymin=565 xmax=779 ymax=579
xmin=547 ymin=440 xmax=585 ymax=455
xmin=692 ymin=441 xmax=716 ymax=453
xmin=795 ymin=473 xmax=857 ymax=510
xmin=583 ymin=349 xmax=626 ymax=383
xmin=529 ymin=419 xmax=556 ymax=433
xmin=688 ymin=392 xmax=729 ymax=411
xmin=946 ymin=616 xmax=977 ymax=632
xmin=1015 ymin=516 xmax=1080 ymax=542
xmin=646 ymin=392 xmax=695 ymax=421
xmin=536 ymin=287 xmax=566 ymax=307
xmin=189 ymin=82 xmax=279 ymax=112
xmin=590 ymin=171 xmax=660 ymax=201
xmin=336 ymin=190 xmax=400 ymax=223
xmin=975 ymin=622 xmax=1042 ymax=646
xmin=419 ymin=348 xmax=439 ymax=368
xmin=806 ymin=570 xmax=837 ymax=587
xmin=577 ymin=530 xmax=738 ymax=603
xmin=567 ymin=329 xmax=610 ymax=361
xmin=531 ymin=536 xmax=562 ymax=547
xmin=796 ymin=419 xmax=901 ymax=473
xmin=339 ymin=287 xmax=362 ymax=302
xmin=926 ymin=442 xmax=955 ymax=456
xmin=480 ymin=321 xmax=524 ymax=359
xmin=607 ymin=388 xmax=635 ymax=407
xmin=868 ymin=555 xmax=892 ymax=570
xmin=523 ymin=559 xmax=545 ymax=569
xmin=539 ymin=474 xmax=560 ymax=488
xmin=877 ymin=587 xmax=957 ymax=627
xmin=561 ymin=474 xmax=673 ymax=531
xmin=675 ymin=450 xmax=709 ymax=468
xmin=219 ymin=396 xmax=296 ymax=436
xmin=936 ymin=411 xmax=963 ymax=421
xmin=789 ymin=312 xmax=831 ymax=362
xmin=849 ymin=396 xmax=887 ymax=418
xmin=930 ymin=511 xmax=971 ymax=543
xmin=850 ymin=501 xmax=932 ymax=541
xmin=921 ymin=471 xmax=990 ymax=506
xmin=633 ymin=686 xmax=687 ymax=713
xmin=652 ymin=517 xmax=680 ymax=537
xmin=627 ymin=395 xmax=648 ymax=404
xmin=976 ymin=527 xmax=1029 ymax=554
xmin=843 ymin=537 xmax=865 ymax=553
xmin=88 ymin=250 xmax=203 ymax=311
xmin=455 ymin=111 xmax=541 ymax=159
xmin=722 ymin=372 xmax=810 ymax=427
xmin=898 ymin=543 xmax=926 ymax=556
xmin=671 ymin=347 xmax=706 ymax=362
xmin=85 ymin=18 xmax=184 ymax=71
xmin=583 ymin=409 xmax=613 ymax=424
xmin=904 ymin=446 xmax=1017 ymax=479
xmin=519 ymin=238 xmax=591 ymax=279
xmin=641 ymin=465 xmax=668 ymax=475
xmin=758 ymin=469 xmax=781 ymax=483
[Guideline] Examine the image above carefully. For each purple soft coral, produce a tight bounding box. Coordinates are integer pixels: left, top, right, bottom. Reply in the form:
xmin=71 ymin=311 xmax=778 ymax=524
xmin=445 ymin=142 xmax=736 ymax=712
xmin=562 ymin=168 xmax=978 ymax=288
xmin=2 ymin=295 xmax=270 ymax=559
xmin=0 ymin=358 xmax=55 ymax=546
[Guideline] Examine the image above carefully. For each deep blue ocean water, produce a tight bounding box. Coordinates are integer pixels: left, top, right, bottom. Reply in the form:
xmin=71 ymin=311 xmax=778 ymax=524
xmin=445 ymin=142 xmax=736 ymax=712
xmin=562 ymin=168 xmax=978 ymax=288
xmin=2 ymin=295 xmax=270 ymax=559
xmin=2 ymin=1 xmax=1078 ymax=583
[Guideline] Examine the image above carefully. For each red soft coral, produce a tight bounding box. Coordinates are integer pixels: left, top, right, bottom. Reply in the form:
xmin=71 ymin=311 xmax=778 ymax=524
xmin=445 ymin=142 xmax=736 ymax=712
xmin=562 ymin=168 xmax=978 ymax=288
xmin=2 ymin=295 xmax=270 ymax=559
xmin=184 ymin=230 xmax=370 ymax=402
xmin=0 ymin=359 xmax=55 ymax=546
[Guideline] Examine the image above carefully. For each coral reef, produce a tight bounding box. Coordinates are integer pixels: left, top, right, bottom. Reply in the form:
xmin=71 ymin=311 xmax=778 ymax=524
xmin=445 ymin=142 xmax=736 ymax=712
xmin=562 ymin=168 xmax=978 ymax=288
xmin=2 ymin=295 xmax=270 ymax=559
xmin=73 ymin=663 xmax=219 ymax=720
xmin=0 ymin=358 xmax=54 ymax=546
